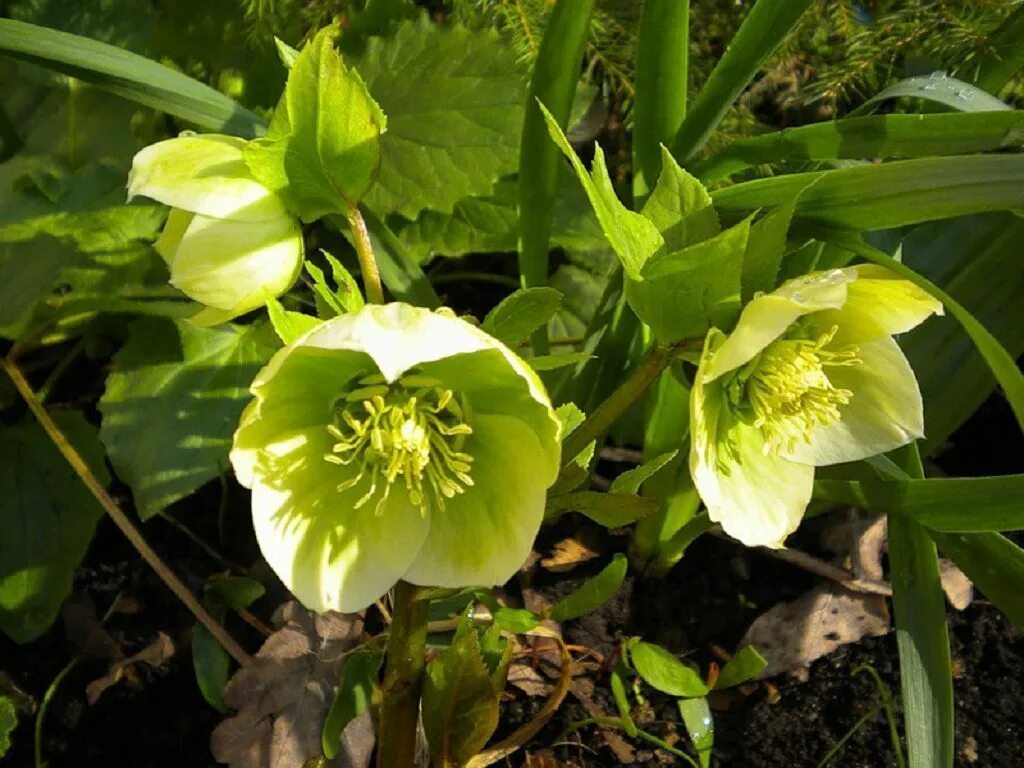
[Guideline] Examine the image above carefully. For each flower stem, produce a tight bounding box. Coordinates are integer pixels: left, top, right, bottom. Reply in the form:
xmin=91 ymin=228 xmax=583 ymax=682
xmin=560 ymin=340 xmax=690 ymax=471
xmin=346 ymin=205 xmax=385 ymax=305
xmin=376 ymin=580 xmax=428 ymax=768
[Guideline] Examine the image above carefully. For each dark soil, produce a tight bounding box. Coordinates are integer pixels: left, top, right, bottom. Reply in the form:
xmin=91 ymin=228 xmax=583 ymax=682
xmin=1 ymin=389 xmax=1022 ymax=767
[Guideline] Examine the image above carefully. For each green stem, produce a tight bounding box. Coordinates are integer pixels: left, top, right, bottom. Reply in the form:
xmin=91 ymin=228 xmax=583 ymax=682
xmin=346 ymin=205 xmax=385 ymax=305
xmin=561 ymin=340 xmax=687 ymax=470
xmin=35 ymin=660 xmax=78 ymax=768
xmin=376 ymin=580 xmax=429 ymax=768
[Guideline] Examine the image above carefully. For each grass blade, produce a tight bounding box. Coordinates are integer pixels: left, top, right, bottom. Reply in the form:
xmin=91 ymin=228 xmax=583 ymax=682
xmin=0 ymin=19 xmax=264 ymax=137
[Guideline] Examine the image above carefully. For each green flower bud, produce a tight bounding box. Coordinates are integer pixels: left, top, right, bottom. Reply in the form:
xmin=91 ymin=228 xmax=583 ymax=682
xmin=691 ymin=265 xmax=943 ymax=548
xmin=128 ymin=133 xmax=303 ymax=326
xmin=230 ymin=303 xmax=561 ymax=613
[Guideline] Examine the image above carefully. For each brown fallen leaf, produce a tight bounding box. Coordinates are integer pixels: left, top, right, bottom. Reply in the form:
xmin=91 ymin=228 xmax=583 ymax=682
xmin=507 ymin=660 xmax=549 ymax=698
xmin=86 ymin=632 xmax=175 ymax=704
xmin=210 ymin=602 xmax=369 ymax=768
xmin=739 ymin=585 xmax=890 ymax=679
xmin=540 ymin=535 xmax=602 ymax=573
xmin=939 ymin=558 xmax=973 ymax=610
xmin=524 ymin=750 xmax=581 ymax=767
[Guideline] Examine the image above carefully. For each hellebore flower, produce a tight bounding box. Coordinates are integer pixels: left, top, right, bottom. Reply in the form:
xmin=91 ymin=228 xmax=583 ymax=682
xmin=690 ymin=265 xmax=943 ymax=548
xmin=230 ymin=303 xmax=561 ymax=613
xmin=128 ymin=134 xmax=303 ymax=326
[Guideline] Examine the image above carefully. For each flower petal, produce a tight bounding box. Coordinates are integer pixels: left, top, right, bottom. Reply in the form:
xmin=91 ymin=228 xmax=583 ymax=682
xmin=169 ymin=212 xmax=303 ymax=315
xmin=153 ymin=209 xmax=193 ymax=265
xmin=690 ymin=331 xmax=813 ymax=548
xmin=128 ymin=134 xmax=286 ymax=221
xmin=248 ymin=427 xmax=430 ymax=613
xmin=704 ymin=269 xmax=851 ymax=381
xmin=781 ymin=335 xmax=924 ymax=466
xmin=401 ymin=414 xmax=548 ymax=588
xmin=810 ymin=264 xmax=944 ymax=345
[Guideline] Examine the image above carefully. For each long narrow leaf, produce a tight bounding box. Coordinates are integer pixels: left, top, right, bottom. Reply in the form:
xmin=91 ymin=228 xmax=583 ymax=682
xmin=694 ymin=111 xmax=1024 ymax=182
xmin=712 ymin=155 xmax=1024 ymax=230
xmin=632 ymin=0 xmax=689 ymax=201
xmin=670 ymin=0 xmax=813 ymax=163
xmin=518 ymin=0 xmax=596 ymax=353
xmin=930 ymin=532 xmax=1024 ymax=629
xmin=0 ymin=19 xmax=264 ymax=137
xmin=887 ymin=445 xmax=954 ymax=768
xmin=848 ymin=74 xmax=1008 ymax=116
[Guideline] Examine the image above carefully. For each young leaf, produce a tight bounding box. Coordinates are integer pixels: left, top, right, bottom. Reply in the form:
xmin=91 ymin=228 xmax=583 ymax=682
xmin=322 ymin=650 xmax=382 ymax=760
xmin=629 ymin=642 xmax=709 ymax=698
xmin=641 ymin=147 xmax=719 ymax=251
xmin=0 ymin=414 xmax=109 ymax=643
xmin=610 ymin=661 xmax=638 ymax=737
xmin=550 ymin=553 xmax=628 ymax=622
xmin=742 ymin=199 xmax=796 ymax=301
xmin=422 ymin=619 xmax=504 ymax=767
xmin=546 ymin=491 xmax=659 ymax=528
xmin=610 ymin=450 xmax=678 ymax=495
xmin=482 ymin=287 xmax=564 ymax=346
xmin=246 ymin=26 xmax=386 ymax=220
xmin=714 ymin=645 xmax=767 ymax=689
xmin=677 ymin=696 xmax=714 ymax=768
xmin=323 ymin=251 xmax=365 ymax=313
xmin=98 ymin=318 xmax=275 ymax=519
xmin=267 ymin=297 xmax=321 ymax=345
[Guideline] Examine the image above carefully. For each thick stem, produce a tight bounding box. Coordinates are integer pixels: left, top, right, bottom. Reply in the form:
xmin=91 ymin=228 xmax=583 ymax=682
xmin=376 ymin=580 xmax=428 ymax=768
xmin=560 ymin=341 xmax=688 ymax=471
xmin=346 ymin=205 xmax=385 ymax=305
xmin=1 ymin=357 xmax=251 ymax=667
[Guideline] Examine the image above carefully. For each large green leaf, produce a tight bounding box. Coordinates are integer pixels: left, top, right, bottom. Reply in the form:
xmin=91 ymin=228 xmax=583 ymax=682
xmin=98 ymin=318 xmax=276 ymax=519
xmin=695 ymin=111 xmax=1024 ymax=182
xmin=712 ymin=155 xmax=1024 ymax=231
xmin=0 ymin=19 xmax=264 ymax=137
xmin=356 ymin=16 xmax=526 ymax=219
xmin=0 ymin=413 xmax=109 ymax=643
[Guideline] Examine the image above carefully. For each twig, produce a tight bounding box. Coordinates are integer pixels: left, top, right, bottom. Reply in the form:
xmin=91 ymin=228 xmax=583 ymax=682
xmin=600 ymin=446 xmax=644 ymax=464
xmin=1 ymin=357 xmax=251 ymax=667
xmin=158 ymin=511 xmax=245 ymax=574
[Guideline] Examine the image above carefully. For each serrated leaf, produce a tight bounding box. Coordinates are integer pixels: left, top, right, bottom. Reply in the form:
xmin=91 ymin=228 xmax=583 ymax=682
xmin=550 ymin=553 xmax=628 ymax=622
xmin=630 ymin=642 xmax=708 ymax=698
xmin=323 ymin=251 xmax=365 ymax=312
xmin=246 ymin=27 xmax=386 ymax=220
xmin=99 ymin=318 xmax=275 ymax=519
xmin=641 ymin=147 xmax=719 ymax=251
xmin=714 ymin=645 xmax=767 ymax=689
xmin=267 ymin=297 xmax=321 ymax=345
xmin=0 ymin=413 xmax=109 ymax=643
xmin=742 ymin=200 xmax=795 ymax=302
xmin=423 ymin=619 xmax=503 ymax=767
xmin=482 ymin=287 xmax=563 ymax=346
xmin=610 ymin=450 xmax=677 ymax=494
xmin=356 ymin=17 xmax=526 ymax=219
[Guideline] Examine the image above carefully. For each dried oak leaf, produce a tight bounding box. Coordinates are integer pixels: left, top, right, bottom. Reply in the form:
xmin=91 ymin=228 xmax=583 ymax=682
xmin=211 ymin=602 xmax=369 ymax=768
xmin=86 ymin=632 xmax=175 ymax=704
xmin=739 ymin=586 xmax=890 ymax=679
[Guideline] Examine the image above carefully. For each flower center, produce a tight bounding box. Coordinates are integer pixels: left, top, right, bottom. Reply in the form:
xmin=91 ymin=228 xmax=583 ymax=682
xmin=732 ymin=325 xmax=861 ymax=454
xmin=324 ymin=371 xmax=474 ymax=516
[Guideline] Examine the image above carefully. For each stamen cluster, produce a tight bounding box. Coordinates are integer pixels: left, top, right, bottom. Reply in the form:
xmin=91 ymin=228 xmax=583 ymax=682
xmin=324 ymin=370 xmax=474 ymax=515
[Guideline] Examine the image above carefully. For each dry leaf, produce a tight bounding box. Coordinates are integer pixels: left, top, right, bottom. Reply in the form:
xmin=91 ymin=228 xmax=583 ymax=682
xmin=210 ymin=602 xmax=369 ymax=768
xmin=524 ymin=750 xmax=580 ymax=767
xmin=740 ymin=586 xmax=890 ymax=678
xmin=86 ymin=632 xmax=175 ymax=704
xmin=939 ymin=558 xmax=973 ymax=610
xmin=540 ymin=536 xmax=601 ymax=573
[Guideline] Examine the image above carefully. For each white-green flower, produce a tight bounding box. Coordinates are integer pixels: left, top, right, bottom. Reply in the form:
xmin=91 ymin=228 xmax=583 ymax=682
xmin=690 ymin=265 xmax=943 ymax=548
xmin=230 ymin=303 xmax=561 ymax=613
xmin=128 ymin=133 xmax=303 ymax=326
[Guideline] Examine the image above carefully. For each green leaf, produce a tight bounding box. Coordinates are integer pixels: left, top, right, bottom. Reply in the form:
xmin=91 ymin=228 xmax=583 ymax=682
xmin=850 ymin=74 xmax=1009 ymax=116
xmin=322 ymin=650 xmax=382 ymax=759
xmin=630 ymin=641 xmax=709 ymax=698
xmin=670 ymin=0 xmax=814 ymax=162
xmin=303 ymin=251 xmax=365 ymax=318
xmin=677 ymin=697 xmax=713 ymax=768
xmin=246 ymin=27 xmax=386 ymax=220
xmin=482 ymin=287 xmax=563 ymax=346
xmin=541 ymin=103 xmax=664 ymax=280
xmin=968 ymin=5 xmax=1024 ymax=93
xmin=422 ymin=618 xmax=503 ymax=768
xmin=355 ymin=16 xmax=525 ymax=219
xmin=610 ymin=662 xmax=638 ymax=737
xmin=886 ymin=445 xmax=954 ymax=768
xmin=0 ymin=235 xmax=79 ymax=339
xmin=550 ymin=553 xmax=628 ymax=622
xmin=625 ymin=216 xmax=749 ymax=342
xmin=0 ymin=696 xmax=15 ymax=758
xmin=814 ymin=474 xmax=1024 ymax=532
xmin=931 ymin=532 xmax=1024 ymax=629
xmin=695 ymin=112 xmax=1024 ymax=182
xmin=742 ymin=199 xmax=797 ymax=301
xmin=546 ymin=491 xmax=658 ymax=528
xmin=266 ymin=298 xmax=320 ymax=345
xmin=526 ymin=352 xmax=592 ymax=372
xmin=98 ymin=318 xmax=275 ymax=519
xmin=0 ymin=19 xmax=264 ymax=137
xmin=610 ymin=450 xmax=678 ymax=494
xmin=714 ymin=645 xmax=767 ymax=689
xmin=713 ymin=155 xmax=1024 ymax=231
xmin=0 ymin=413 xmax=109 ymax=643
xmin=491 ymin=606 xmax=540 ymax=634
xmin=640 ymin=147 xmax=720 ymax=251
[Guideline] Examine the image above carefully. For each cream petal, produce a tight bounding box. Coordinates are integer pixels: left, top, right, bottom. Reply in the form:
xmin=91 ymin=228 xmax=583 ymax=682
xmin=153 ymin=209 xmax=193 ymax=265
xmin=781 ymin=335 xmax=924 ymax=466
xmin=128 ymin=134 xmax=286 ymax=221
xmin=401 ymin=414 xmax=548 ymax=588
